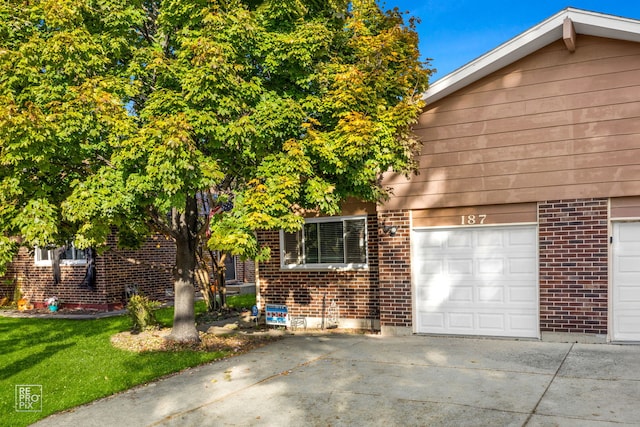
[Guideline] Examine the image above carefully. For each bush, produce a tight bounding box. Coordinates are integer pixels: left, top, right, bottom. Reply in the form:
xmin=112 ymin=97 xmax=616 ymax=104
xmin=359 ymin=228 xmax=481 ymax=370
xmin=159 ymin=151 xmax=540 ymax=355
xmin=127 ymin=294 xmax=161 ymax=332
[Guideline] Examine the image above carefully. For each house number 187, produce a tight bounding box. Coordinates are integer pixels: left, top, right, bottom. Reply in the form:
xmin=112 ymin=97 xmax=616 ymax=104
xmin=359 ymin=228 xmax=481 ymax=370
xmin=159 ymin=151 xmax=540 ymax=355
xmin=461 ymin=214 xmax=487 ymax=225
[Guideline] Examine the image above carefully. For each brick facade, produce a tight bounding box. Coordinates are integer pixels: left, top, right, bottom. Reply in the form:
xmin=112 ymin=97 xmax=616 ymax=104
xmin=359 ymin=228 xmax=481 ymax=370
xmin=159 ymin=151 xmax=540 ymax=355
xmin=377 ymin=210 xmax=412 ymax=330
xmin=235 ymin=259 xmax=256 ymax=283
xmin=0 ymin=231 xmax=258 ymax=311
xmin=1 ymin=234 xmax=175 ymax=310
xmin=256 ymin=214 xmax=380 ymax=327
xmin=257 ymin=198 xmax=619 ymax=338
xmin=538 ymin=198 xmax=609 ymax=334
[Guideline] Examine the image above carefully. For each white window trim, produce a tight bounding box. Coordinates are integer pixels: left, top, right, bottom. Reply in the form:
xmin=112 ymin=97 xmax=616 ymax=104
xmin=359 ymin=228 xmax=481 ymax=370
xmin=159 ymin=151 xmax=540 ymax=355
xmin=34 ymin=245 xmax=88 ymax=267
xmin=280 ymin=215 xmax=369 ymax=271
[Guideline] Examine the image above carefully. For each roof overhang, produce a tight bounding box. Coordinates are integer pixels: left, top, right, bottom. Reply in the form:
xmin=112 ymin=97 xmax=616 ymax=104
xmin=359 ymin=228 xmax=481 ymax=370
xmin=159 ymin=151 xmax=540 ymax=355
xmin=423 ymin=8 xmax=640 ymax=104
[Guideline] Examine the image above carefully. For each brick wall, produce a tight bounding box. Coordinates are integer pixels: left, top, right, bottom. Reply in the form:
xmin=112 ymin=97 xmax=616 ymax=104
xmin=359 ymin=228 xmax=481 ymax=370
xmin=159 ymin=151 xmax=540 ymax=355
xmin=2 ymin=248 xmax=98 ymax=308
xmin=256 ymin=214 xmax=380 ymax=323
xmin=0 ymin=233 xmax=175 ymax=310
xmin=377 ymin=210 xmax=412 ymax=328
xmin=237 ymin=259 xmax=256 ymax=283
xmin=101 ymin=233 xmax=175 ymax=307
xmin=539 ymin=198 xmax=609 ymax=334
xmin=255 ymin=199 xmax=613 ymax=336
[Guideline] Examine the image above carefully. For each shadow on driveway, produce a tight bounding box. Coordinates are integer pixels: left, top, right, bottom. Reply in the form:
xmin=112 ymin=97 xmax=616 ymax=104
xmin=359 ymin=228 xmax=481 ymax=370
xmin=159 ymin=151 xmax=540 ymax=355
xmin=33 ymin=334 xmax=640 ymax=426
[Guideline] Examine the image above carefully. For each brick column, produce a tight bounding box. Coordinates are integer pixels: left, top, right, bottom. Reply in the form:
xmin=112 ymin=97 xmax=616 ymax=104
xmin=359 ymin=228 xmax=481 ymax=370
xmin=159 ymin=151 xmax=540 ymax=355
xmin=539 ymin=198 xmax=608 ymax=335
xmin=378 ymin=210 xmax=412 ymax=335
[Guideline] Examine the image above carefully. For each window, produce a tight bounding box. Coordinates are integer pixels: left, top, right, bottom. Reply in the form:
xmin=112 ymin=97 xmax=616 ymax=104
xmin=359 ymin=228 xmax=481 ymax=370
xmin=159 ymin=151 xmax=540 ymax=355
xmin=281 ymin=216 xmax=368 ymax=269
xmin=34 ymin=244 xmax=87 ymax=266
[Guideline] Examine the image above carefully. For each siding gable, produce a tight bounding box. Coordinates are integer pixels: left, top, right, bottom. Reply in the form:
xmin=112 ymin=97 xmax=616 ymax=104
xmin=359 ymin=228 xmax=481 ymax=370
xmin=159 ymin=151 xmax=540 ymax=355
xmin=383 ymin=36 xmax=640 ymax=211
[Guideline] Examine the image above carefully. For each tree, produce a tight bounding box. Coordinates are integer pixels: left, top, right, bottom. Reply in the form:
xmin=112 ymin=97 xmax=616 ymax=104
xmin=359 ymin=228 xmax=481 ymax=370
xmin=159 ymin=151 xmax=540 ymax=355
xmin=0 ymin=0 xmax=430 ymax=342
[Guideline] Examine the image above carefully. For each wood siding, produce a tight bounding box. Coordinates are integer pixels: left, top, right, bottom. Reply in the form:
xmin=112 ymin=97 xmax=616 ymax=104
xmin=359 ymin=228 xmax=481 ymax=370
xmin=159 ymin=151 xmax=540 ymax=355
xmin=611 ymin=196 xmax=640 ymax=218
xmin=412 ymin=203 xmax=537 ymax=227
xmin=383 ymin=36 xmax=640 ymax=211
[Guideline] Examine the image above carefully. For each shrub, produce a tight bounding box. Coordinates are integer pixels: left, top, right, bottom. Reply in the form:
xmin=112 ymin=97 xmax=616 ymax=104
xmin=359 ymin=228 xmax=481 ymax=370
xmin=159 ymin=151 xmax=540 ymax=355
xmin=127 ymin=294 xmax=161 ymax=332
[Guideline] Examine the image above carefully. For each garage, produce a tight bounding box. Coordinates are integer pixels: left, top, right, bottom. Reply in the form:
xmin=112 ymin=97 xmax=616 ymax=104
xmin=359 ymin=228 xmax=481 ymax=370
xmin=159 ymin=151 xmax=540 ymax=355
xmin=413 ymin=225 xmax=539 ymax=338
xmin=612 ymin=222 xmax=640 ymax=342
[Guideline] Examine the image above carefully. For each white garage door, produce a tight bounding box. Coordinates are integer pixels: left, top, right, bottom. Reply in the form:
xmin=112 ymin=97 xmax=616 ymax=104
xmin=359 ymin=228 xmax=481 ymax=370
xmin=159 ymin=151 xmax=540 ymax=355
xmin=612 ymin=222 xmax=640 ymax=342
xmin=413 ymin=225 xmax=539 ymax=338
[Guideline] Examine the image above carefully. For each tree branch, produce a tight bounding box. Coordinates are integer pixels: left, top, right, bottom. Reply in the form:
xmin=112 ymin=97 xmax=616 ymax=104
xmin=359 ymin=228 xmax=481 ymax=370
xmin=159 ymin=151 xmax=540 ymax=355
xmin=146 ymin=206 xmax=176 ymax=238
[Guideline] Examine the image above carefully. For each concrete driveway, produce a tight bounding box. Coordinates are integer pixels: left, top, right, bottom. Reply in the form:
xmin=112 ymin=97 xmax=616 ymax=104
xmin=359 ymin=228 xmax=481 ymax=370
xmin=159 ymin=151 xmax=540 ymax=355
xmin=34 ymin=334 xmax=640 ymax=426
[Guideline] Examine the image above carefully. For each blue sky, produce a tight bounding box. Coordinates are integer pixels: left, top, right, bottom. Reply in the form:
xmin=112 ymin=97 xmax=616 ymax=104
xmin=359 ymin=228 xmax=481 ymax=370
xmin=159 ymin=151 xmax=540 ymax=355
xmin=383 ymin=1 xmax=640 ymax=82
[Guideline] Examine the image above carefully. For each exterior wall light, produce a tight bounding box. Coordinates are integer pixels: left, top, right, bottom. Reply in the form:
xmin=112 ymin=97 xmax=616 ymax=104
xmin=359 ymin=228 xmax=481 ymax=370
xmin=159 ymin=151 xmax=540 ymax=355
xmin=382 ymin=225 xmax=398 ymax=236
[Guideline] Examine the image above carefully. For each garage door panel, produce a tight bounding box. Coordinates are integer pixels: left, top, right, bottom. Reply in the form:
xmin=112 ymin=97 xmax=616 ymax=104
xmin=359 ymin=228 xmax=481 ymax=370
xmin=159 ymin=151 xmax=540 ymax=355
xmin=449 ymin=286 xmax=473 ymax=302
xmin=508 ymin=228 xmax=537 ymax=245
xmin=413 ymin=225 xmax=538 ymax=338
xmin=450 ymin=312 xmax=474 ymax=329
xmin=509 ymin=313 xmax=538 ymax=331
xmin=417 ymin=231 xmax=449 ymax=249
xmin=617 ymin=286 xmax=640 ymax=302
xmin=618 ymin=256 xmax=640 ymax=272
xmin=417 ymin=310 xmax=538 ymax=337
xmin=613 ymin=222 xmax=640 ymax=341
xmin=477 ymin=231 xmax=504 ymax=247
xmin=614 ymin=313 xmax=640 ymax=341
xmin=419 ymin=260 xmax=444 ymax=274
xmin=418 ymin=311 xmax=445 ymax=329
xmin=448 ymin=233 xmax=473 ymax=248
xmin=478 ymin=287 xmax=504 ymax=302
xmin=617 ymin=315 xmax=640 ymax=331
xmin=618 ymin=225 xmax=640 ymax=243
xmin=478 ymin=313 xmax=505 ymax=331
xmin=509 ymin=257 xmax=537 ymax=274
xmin=509 ymin=286 xmax=537 ymax=302
xmin=448 ymin=259 xmax=473 ymax=274
xmin=478 ymin=259 xmax=504 ymax=274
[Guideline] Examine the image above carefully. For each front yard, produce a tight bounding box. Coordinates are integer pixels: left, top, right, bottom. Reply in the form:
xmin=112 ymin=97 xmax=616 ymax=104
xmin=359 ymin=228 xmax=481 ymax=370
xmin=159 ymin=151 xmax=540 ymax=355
xmin=1 ymin=297 xmax=271 ymax=427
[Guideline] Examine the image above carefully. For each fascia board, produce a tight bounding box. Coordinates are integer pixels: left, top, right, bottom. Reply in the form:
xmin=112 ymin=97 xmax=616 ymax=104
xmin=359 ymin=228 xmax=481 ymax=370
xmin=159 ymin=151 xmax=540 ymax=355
xmin=571 ymin=8 xmax=640 ymax=43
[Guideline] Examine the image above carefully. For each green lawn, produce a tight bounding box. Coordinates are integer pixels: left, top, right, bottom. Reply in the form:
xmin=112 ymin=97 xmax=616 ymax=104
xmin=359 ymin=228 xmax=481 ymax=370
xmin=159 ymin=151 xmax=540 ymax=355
xmin=1 ymin=296 xmax=256 ymax=427
xmin=225 ymin=293 xmax=256 ymax=310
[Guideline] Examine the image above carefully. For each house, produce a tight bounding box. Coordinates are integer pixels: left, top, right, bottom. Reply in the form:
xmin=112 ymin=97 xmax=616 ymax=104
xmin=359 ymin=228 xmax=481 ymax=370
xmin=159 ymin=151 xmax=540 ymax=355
xmin=256 ymin=8 xmax=640 ymax=343
xmin=0 ymin=234 xmax=176 ymax=311
xmin=0 ymin=233 xmax=255 ymax=311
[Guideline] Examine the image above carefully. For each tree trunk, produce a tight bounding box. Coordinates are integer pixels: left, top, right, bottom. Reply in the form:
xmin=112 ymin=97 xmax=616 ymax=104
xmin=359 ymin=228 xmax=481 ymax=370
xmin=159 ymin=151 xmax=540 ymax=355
xmin=167 ymin=197 xmax=200 ymax=343
xmin=217 ymin=252 xmax=227 ymax=309
xmin=195 ymin=264 xmax=217 ymax=312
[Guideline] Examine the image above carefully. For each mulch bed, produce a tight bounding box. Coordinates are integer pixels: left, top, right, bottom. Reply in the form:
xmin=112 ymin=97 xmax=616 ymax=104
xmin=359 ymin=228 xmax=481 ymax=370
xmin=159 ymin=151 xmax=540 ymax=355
xmin=110 ymin=327 xmax=278 ymax=353
xmin=110 ymin=308 xmax=278 ymax=353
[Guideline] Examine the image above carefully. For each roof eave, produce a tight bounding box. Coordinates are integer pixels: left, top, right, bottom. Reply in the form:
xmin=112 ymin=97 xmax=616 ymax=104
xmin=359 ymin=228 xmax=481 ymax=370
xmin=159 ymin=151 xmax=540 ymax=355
xmin=423 ymin=8 xmax=640 ymax=105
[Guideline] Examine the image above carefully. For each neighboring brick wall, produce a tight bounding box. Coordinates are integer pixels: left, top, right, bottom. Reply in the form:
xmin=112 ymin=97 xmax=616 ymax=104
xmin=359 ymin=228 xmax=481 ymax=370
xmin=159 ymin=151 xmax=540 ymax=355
xmin=2 ymin=248 xmax=98 ymax=308
xmin=539 ymin=198 xmax=609 ymax=334
xmin=101 ymin=233 xmax=175 ymax=307
xmin=256 ymin=214 xmax=380 ymax=323
xmin=0 ymin=233 xmax=175 ymax=310
xmin=377 ymin=210 xmax=412 ymax=328
xmin=237 ymin=259 xmax=256 ymax=283
xmin=199 ymin=250 xmax=255 ymax=285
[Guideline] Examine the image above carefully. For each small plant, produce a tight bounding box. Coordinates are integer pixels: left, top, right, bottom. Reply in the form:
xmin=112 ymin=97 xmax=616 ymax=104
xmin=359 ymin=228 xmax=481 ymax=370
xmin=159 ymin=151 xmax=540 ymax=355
xmin=127 ymin=294 xmax=161 ymax=332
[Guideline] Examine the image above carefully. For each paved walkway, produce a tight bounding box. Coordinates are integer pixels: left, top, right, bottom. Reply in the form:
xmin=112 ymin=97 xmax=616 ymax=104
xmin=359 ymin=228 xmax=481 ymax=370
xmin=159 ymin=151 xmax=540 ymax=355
xmin=33 ymin=334 xmax=640 ymax=426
